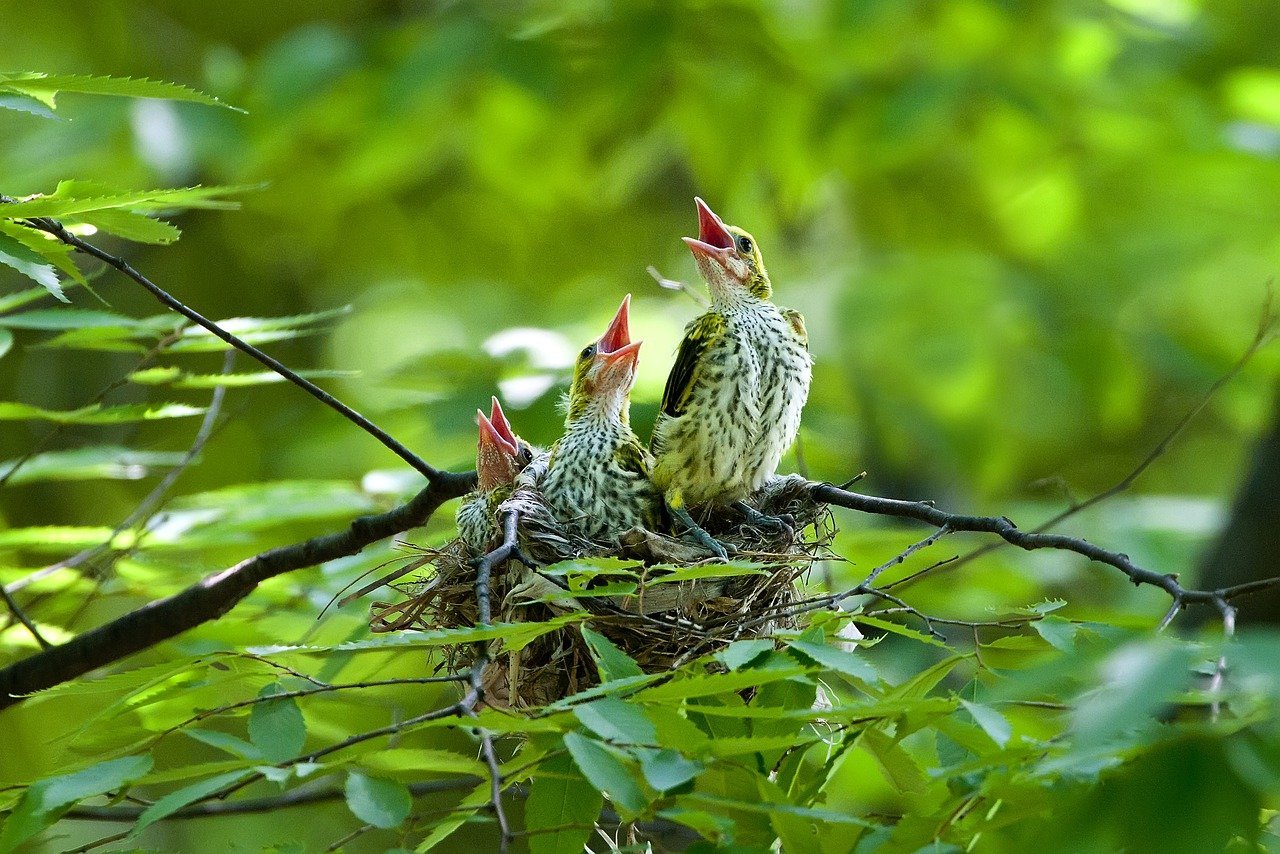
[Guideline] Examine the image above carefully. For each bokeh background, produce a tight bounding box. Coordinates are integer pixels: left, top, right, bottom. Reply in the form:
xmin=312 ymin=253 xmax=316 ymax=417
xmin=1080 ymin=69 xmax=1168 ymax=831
xmin=2 ymin=1 xmax=1279 ymax=850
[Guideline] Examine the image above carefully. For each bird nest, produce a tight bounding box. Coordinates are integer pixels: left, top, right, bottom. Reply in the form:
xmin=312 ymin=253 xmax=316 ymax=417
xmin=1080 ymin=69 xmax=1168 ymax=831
xmin=365 ymin=475 xmax=834 ymax=709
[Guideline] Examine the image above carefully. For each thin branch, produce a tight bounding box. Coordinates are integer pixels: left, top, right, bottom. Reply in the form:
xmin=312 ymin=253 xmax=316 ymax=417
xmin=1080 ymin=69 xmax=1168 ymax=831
xmin=0 ymin=585 xmax=47 ymax=649
xmin=63 ymin=778 xmax=480 ymax=822
xmin=647 ymin=265 xmax=708 ymax=308
xmin=18 ymin=215 xmax=439 ymax=480
xmin=0 ymin=326 xmax=186 ymax=490
xmin=4 ymin=349 xmax=234 ymax=598
xmin=886 ymin=286 xmax=1277 ymax=593
xmin=810 ymin=481 xmax=1280 ymax=619
xmin=0 ymin=470 xmax=474 ymax=709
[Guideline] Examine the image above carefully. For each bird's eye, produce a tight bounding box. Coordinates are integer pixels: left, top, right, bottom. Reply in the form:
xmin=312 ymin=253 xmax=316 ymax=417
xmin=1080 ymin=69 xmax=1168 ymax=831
xmin=580 ymin=344 xmax=596 ymax=360
xmin=736 ymin=235 xmax=753 ymax=254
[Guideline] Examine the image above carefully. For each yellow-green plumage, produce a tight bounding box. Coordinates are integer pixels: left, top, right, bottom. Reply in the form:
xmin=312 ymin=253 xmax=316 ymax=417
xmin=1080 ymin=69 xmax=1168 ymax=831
xmin=650 ymin=218 xmax=812 ymax=512
xmin=536 ymin=342 xmax=661 ymax=541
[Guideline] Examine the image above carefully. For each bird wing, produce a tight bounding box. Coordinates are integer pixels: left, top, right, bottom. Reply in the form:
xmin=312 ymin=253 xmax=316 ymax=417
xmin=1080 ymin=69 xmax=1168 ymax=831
xmin=659 ymin=312 xmax=724 ymax=418
xmin=782 ymin=308 xmax=809 ymax=349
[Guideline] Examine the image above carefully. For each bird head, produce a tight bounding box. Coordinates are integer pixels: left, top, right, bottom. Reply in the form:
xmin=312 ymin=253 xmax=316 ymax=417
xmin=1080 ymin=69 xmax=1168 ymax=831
xmin=566 ymin=294 xmax=642 ymax=422
xmin=683 ymin=197 xmax=771 ymax=302
xmin=475 ymin=396 xmax=533 ymax=491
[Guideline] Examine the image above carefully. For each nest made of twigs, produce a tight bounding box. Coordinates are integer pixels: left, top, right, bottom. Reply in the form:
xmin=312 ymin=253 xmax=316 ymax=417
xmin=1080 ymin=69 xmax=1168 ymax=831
xmin=367 ymin=475 xmax=834 ymax=709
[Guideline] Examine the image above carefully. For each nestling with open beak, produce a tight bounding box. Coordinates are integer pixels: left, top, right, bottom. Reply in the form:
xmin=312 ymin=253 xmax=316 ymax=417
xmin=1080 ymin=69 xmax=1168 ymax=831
xmin=649 ymin=197 xmax=812 ymax=557
xmin=456 ymin=396 xmax=538 ymax=554
xmin=536 ymin=294 xmax=662 ymax=542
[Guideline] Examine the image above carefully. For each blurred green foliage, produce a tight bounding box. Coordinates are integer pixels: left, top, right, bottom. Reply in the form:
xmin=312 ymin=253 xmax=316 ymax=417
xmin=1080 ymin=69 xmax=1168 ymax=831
xmin=2 ymin=0 xmax=1280 ymax=851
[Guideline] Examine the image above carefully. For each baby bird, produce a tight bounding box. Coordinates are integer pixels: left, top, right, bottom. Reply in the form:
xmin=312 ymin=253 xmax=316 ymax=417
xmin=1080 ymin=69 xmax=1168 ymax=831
xmin=456 ymin=396 xmax=536 ymax=554
xmin=537 ymin=294 xmax=662 ymax=542
xmin=649 ymin=198 xmax=812 ymax=557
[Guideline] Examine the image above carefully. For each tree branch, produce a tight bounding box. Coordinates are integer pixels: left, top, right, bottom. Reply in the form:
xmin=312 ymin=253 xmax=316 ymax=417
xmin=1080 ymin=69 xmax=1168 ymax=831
xmin=17 ymin=214 xmax=440 ymax=480
xmin=809 ymin=481 xmax=1280 ymax=624
xmin=0 ymin=470 xmax=474 ymax=709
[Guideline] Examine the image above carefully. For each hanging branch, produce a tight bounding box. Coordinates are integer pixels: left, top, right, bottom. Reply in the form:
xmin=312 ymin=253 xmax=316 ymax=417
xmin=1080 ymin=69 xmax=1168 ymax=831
xmin=13 ymin=211 xmax=440 ymax=481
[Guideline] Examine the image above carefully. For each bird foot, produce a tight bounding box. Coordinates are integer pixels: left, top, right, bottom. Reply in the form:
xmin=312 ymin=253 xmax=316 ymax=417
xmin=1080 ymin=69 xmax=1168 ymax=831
xmin=686 ymin=525 xmax=734 ymax=560
xmin=733 ymin=501 xmax=795 ymax=539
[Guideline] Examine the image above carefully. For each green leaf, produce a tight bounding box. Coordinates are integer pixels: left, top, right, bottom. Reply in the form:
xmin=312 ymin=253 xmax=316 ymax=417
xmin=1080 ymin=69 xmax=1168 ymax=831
xmin=184 ymin=729 xmax=265 ymax=761
xmin=0 ymin=401 xmax=206 ymax=424
xmin=638 ymin=664 xmax=812 ymax=702
xmin=0 ymin=755 xmax=153 ymax=852
xmin=0 ymin=285 xmax=59 ymax=313
xmin=859 ymin=727 xmax=927 ymax=794
xmin=525 ymin=754 xmax=602 ymax=854
xmin=719 ymin=639 xmax=775 ymax=671
xmin=355 ymin=748 xmax=485 ymax=777
xmin=77 ymin=209 xmax=181 ymax=244
xmin=0 ymin=446 xmax=187 ymax=485
xmin=128 ymin=770 xmax=251 ymax=839
xmin=1032 ymin=616 xmax=1078 ymax=652
xmin=563 ymin=732 xmax=648 ymax=816
xmin=129 ymin=367 xmax=357 ymax=388
xmin=0 ymin=525 xmax=114 ymax=550
xmin=639 ymin=749 xmax=703 ymax=792
xmin=580 ymin=626 xmax=644 ymax=681
xmin=0 ymin=72 xmax=242 ymax=111
xmin=574 ymin=697 xmax=657 ymax=745
xmin=345 ymin=771 xmax=412 ymax=829
xmin=852 ymin=615 xmax=951 ymax=648
xmin=0 ymin=328 xmax=10 ymax=358
xmin=648 ymin=561 xmax=768 ymax=584
xmin=788 ymin=639 xmax=878 ymax=682
xmin=0 ymin=184 xmax=251 ymax=219
xmin=959 ymin=700 xmax=1012 ymax=748
xmin=0 ymin=309 xmax=143 ymax=329
xmin=248 ymin=683 xmax=307 ymax=763
xmin=0 ymin=221 xmax=88 ymax=287
xmin=414 ymin=780 xmax=490 ymax=852
xmin=0 ymin=232 xmax=64 ymax=301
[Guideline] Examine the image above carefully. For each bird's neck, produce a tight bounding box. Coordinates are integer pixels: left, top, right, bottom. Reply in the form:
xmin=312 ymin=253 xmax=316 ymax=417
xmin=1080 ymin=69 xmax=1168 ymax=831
xmin=565 ymin=390 xmax=629 ymax=429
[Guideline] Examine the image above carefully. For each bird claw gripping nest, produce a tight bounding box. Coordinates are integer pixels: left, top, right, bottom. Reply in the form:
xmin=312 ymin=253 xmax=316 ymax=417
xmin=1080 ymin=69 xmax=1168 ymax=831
xmin=368 ymin=474 xmax=835 ymax=709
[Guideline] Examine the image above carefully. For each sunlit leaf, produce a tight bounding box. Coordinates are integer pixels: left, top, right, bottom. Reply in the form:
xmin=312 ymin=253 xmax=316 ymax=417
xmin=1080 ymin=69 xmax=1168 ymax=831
xmin=525 ymin=754 xmax=602 ymax=854
xmin=345 ymin=771 xmax=411 ymax=829
xmin=0 ymin=401 xmax=205 ymax=424
xmin=0 ymin=72 xmax=241 ymax=111
xmin=248 ymin=683 xmax=307 ymax=762
xmin=0 ymin=755 xmax=153 ymax=852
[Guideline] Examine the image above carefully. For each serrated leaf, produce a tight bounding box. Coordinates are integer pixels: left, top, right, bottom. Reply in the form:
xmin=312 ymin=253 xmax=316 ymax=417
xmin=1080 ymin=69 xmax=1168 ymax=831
xmin=248 ymin=683 xmax=306 ymax=762
xmin=958 ymin=700 xmax=1012 ymax=748
xmin=129 ymin=367 xmax=357 ymax=388
xmin=77 ymin=209 xmax=181 ymax=244
xmin=638 ymin=665 xmax=812 ymax=702
xmin=0 ymin=755 xmax=153 ymax=852
xmin=720 ymin=639 xmax=775 ymax=671
xmin=0 ymin=401 xmax=206 ymax=424
xmin=563 ymin=732 xmax=648 ymax=816
xmin=0 ymin=184 xmax=251 ymax=219
xmin=184 ymin=729 xmax=265 ymax=761
xmin=0 ymin=445 xmax=186 ymax=485
xmin=639 ymin=749 xmax=703 ymax=792
xmin=345 ymin=772 xmax=411 ymax=829
xmin=574 ymin=697 xmax=656 ymax=745
xmin=852 ymin=615 xmax=951 ymax=648
xmin=0 ymin=309 xmax=143 ymax=330
xmin=647 ymin=561 xmax=768 ymax=584
xmin=0 ymin=232 xmax=64 ymax=301
xmin=788 ymin=639 xmax=878 ymax=682
xmin=860 ymin=726 xmax=927 ymax=794
xmin=0 ymin=72 xmax=242 ymax=111
xmin=128 ymin=769 xmax=251 ymax=839
xmin=356 ymin=748 xmax=485 ymax=777
xmin=0 ymin=93 xmax=57 ymax=119
xmin=414 ymin=780 xmax=489 ymax=852
xmin=0 ymin=221 xmax=88 ymax=287
xmin=580 ymin=626 xmax=644 ymax=681
xmin=525 ymin=754 xmax=602 ymax=854
xmin=1032 ymin=616 xmax=1078 ymax=652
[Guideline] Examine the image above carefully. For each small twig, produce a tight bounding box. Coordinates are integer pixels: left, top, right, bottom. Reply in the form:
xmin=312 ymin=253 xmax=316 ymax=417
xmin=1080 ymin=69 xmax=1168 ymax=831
xmin=4 ymin=350 xmax=235 ymax=599
xmin=647 ymin=265 xmax=708 ymax=308
xmin=63 ymin=778 xmax=480 ymax=822
xmin=1209 ymin=596 xmax=1236 ymax=722
xmin=19 ymin=216 xmax=439 ymax=480
xmin=0 ymin=584 xmax=47 ymax=649
xmin=811 ymin=481 xmax=1280 ymax=620
xmin=0 ymin=326 xmax=187 ymax=490
xmin=887 ymin=286 xmax=1277 ymax=593
xmin=64 ymin=830 xmax=130 ymax=853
